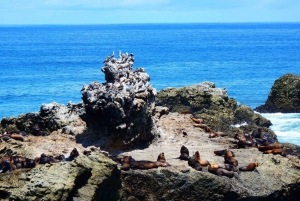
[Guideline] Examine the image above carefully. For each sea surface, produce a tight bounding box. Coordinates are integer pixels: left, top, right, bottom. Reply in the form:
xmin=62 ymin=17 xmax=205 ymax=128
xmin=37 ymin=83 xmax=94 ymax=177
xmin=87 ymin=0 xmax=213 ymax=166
xmin=0 ymin=23 xmax=300 ymax=145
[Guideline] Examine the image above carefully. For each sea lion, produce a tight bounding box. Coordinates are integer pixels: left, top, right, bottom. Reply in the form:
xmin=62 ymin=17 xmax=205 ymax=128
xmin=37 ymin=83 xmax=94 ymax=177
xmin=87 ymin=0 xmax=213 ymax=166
xmin=214 ymin=149 xmax=227 ymax=156
xmin=215 ymin=132 xmax=228 ymax=137
xmin=191 ymin=116 xmax=204 ymax=124
xmin=69 ymin=148 xmax=79 ymax=160
xmin=181 ymin=110 xmax=192 ymax=115
xmin=119 ymin=155 xmax=132 ymax=171
xmin=214 ymin=149 xmax=235 ymax=157
xmin=208 ymin=165 xmax=234 ymax=178
xmin=179 ymin=145 xmax=190 ymax=160
xmin=209 ymin=132 xmax=218 ymax=138
xmin=239 ymin=162 xmax=259 ymax=171
xmin=7 ymin=134 xmax=24 ymax=142
xmin=263 ymin=149 xmax=284 ymax=155
xmin=188 ymin=151 xmax=202 ymax=171
xmin=224 ymin=150 xmax=238 ymax=167
xmin=38 ymin=153 xmax=50 ymax=164
xmin=258 ymin=144 xmax=284 ymax=152
xmin=0 ymin=159 xmax=12 ymax=173
xmin=157 ymin=152 xmax=167 ymax=163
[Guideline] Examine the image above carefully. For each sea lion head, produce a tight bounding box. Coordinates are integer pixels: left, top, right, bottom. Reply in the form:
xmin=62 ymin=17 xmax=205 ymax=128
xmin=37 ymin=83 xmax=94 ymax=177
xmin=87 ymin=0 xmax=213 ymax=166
xmin=120 ymin=156 xmax=132 ymax=164
xmin=254 ymin=162 xmax=259 ymax=167
xmin=157 ymin=152 xmax=166 ymax=162
xmin=180 ymin=145 xmax=189 ymax=155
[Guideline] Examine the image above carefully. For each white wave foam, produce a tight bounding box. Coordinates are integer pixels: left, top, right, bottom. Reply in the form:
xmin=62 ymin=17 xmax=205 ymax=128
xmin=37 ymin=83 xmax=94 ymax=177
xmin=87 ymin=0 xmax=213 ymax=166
xmin=260 ymin=113 xmax=300 ymax=145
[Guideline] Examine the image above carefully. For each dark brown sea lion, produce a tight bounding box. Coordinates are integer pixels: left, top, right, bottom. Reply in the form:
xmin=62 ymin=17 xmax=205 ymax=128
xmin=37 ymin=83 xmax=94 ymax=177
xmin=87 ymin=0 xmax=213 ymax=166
xmin=258 ymin=144 xmax=284 ymax=152
xmin=208 ymin=165 xmax=234 ymax=178
xmin=179 ymin=145 xmax=190 ymax=160
xmin=38 ymin=153 xmax=51 ymax=164
xmin=239 ymin=162 xmax=258 ymax=171
xmin=119 ymin=155 xmax=132 ymax=171
xmin=214 ymin=149 xmax=227 ymax=156
xmin=214 ymin=149 xmax=235 ymax=157
xmin=130 ymin=160 xmax=168 ymax=169
xmin=157 ymin=152 xmax=166 ymax=163
xmin=0 ymin=159 xmax=12 ymax=173
xmin=252 ymin=128 xmax=262 ymax=138
xmin=69 ymin=148 xmax=79 ymax=160
xmin=188 ymin=151 xmax=202 ymax=171
xmin=224 ymin=150 xmax=238 ymax=167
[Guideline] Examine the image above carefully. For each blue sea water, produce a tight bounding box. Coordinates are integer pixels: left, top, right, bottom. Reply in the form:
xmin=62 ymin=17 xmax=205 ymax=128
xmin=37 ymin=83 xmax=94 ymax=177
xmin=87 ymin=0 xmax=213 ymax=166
xmin=1 ymin=23 xmax=300 ymax=145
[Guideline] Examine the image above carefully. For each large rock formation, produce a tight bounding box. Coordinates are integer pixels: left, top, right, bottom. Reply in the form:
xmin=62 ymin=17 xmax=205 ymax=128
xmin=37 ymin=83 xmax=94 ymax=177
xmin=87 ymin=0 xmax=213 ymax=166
xmin=81 ymin=52 xmax=157 ymax=150
xmin=255 ymin=74 xmax=300 ymax=113
xmin=1 ymin=102 xmax=85 ymax=136
xmin=0 ymin=149 xmax=121 ymax=201
xmin=156 ymin=82 xmax=275 ymax=139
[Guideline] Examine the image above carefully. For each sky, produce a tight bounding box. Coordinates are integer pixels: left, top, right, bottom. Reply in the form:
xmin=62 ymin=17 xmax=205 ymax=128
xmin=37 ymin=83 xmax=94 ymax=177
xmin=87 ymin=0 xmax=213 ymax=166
xmin=0 ymin=0 xmax=300 ymax=24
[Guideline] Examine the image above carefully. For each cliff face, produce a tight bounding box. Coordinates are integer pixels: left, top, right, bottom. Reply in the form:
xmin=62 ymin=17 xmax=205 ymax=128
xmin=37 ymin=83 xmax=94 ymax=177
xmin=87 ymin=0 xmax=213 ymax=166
xmin=255 ymin=74 xmax=300 ymax=113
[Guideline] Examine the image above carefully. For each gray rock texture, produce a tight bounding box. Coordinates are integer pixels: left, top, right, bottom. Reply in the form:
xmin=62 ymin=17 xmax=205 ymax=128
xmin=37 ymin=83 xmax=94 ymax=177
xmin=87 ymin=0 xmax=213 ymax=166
xmin=0 ymin=149 xmax=120 ymax=201
xmin=80 ymin=52 xmax=157 ymax=150
xmin=255 ymin=73 xmax=300 ymax=113
xmin=1 ymin=101 xmax=85 ymax=135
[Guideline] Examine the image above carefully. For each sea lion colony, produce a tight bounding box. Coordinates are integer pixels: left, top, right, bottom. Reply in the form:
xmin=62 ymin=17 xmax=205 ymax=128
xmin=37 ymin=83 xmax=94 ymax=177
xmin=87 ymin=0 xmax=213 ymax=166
xmin=116 ymin=115 xmax=288 ymax=179
xmin=0 ymin=113 xmax=285 ymax=179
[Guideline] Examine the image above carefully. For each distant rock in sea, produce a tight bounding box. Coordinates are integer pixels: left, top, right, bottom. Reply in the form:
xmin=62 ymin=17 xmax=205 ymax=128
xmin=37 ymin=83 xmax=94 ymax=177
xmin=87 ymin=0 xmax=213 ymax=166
xmin=255 ymin=73 xmax=300 ymax=113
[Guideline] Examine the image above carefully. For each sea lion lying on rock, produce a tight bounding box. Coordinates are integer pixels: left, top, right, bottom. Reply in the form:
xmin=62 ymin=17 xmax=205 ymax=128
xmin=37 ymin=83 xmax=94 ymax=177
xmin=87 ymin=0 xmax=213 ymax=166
xmin=0 ymin=156 xmax=36 ymax=173
xmin=190 ymin=116 xmax=204 ymax=124
xmin=239 ymin=162 xmax=259 ymax=172
xmin=208 ymin=164 xmax=235 ymax=178
xmin=214 ymin=149 xmax=235 ymax=157
xmin=119 ymin=153 xmax=170 ymax=171
xmin=258 ymin=144 xmax=284 ymax=152
xmin=34 ymin=154 xmax=66 ymax=164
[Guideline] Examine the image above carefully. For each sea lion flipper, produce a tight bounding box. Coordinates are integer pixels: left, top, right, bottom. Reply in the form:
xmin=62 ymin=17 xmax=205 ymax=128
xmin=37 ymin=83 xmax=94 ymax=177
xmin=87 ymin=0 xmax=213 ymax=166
xmin=254 ymin=168 xmax=260 ymax=174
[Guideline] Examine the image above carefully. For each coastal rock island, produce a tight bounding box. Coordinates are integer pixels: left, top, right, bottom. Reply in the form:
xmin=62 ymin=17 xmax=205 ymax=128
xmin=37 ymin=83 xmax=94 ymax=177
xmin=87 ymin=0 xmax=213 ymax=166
xmin=255 ymin=73 xmax=300 ymax=113
xmin=0 ymin=53 xmax=300 ymax=201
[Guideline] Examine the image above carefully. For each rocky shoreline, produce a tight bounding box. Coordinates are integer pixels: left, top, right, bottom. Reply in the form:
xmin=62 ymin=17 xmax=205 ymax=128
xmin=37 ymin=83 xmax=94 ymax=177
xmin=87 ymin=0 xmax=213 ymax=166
xmin=0 ymin=53 xmax=300 ymax=201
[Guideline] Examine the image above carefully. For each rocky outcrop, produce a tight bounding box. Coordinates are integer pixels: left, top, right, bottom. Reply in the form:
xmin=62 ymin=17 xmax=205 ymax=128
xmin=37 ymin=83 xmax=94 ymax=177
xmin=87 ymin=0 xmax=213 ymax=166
xmin=119 ymin=155 xmax=300 ymax=201
xmin=1 ymin=102 xmax=85 ymax=136
xmin=255 ymin=74 xmax=300 ymax=113
xmin=156 ymin=82 xmax=274 ymax=139
xmin=0 ymin=149 xmax=120 ymax=201
xmin=81 ymin=52 xmax=157 ymax=150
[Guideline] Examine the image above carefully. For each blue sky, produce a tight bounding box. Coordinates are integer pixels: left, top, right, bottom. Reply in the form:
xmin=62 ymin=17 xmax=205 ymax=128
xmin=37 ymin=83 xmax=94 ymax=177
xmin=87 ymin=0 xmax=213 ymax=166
xmin=0 ymin=0 xmax=300 ymax=24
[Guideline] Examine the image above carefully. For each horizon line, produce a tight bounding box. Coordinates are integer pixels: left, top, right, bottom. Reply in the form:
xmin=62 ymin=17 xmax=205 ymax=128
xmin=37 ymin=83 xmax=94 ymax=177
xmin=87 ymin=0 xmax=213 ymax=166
xmin=0 ymin=21 xmax=300 ymax=26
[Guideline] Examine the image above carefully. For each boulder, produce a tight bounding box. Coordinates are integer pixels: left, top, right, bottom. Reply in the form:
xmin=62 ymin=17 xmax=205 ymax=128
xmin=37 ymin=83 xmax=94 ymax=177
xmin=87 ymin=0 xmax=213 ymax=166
xmin=156 ymin=82 xmax=273 ymax=139
xmin=255 ymin=74 xmax=300 ymax=113
xmin=0 ymin=152 xmax=121 ymax=201
xmin=0 ymin=102 xmax=85 ymax=136
xmin=81 ymin=52 xmax=157 ymax=150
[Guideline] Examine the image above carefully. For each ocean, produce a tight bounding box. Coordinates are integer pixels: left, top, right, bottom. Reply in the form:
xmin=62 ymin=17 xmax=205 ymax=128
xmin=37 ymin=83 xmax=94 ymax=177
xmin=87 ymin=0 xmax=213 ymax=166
xmin=0 ymin=23 xmax=300 ymax=145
